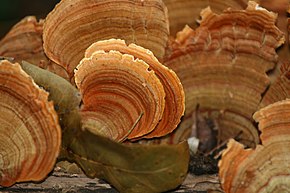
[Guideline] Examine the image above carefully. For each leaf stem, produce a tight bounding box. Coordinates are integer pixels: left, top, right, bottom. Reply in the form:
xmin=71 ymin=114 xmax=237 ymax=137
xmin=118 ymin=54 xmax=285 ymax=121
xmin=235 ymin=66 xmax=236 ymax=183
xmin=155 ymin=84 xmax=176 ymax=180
xmin=118 ymin=112 xmax=144 ymax=143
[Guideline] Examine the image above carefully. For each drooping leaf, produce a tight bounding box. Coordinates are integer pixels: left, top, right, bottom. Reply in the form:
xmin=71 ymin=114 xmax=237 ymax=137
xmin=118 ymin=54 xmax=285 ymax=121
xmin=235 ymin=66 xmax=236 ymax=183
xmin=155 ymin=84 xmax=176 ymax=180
xmin=21 ymin=61 xmax=81 ymax=112
xmin=64 ymin=130 xmax=189 ymax=193
xmin=21 ymin=61 xmax=81 ymax=147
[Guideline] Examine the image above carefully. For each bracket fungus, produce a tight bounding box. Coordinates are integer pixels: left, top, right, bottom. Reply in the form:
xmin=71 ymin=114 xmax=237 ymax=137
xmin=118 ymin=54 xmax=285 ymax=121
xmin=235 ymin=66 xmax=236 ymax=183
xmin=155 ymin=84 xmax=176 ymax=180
xmin=43 ymin=0 xmax=169 ymax=80
xmin=0 ymin=60 xmax=61 ymax=187
xmin=84 ymin=39 xmax=185 ymax=139
xmin=0 ymin=16 xmax=69 ymax=80
xmin=163 ymin=1 xmax=285 ymax=147
xmin=75 ymin=48 xmax=166 ymax=141
xmin=219 ymin=99 xmax=290 ymax=192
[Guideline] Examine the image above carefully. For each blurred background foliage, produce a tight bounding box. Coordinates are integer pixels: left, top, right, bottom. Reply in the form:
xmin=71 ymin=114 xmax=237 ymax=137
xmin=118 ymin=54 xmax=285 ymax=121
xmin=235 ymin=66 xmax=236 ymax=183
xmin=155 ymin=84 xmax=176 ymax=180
xmin=0 ymin=0 xmax=60 ymax=38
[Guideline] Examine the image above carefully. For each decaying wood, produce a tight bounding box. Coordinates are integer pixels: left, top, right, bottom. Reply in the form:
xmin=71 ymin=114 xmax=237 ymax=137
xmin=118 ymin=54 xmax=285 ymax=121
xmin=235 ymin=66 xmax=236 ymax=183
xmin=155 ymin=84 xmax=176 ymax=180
xmin=0 ymin=171 xmax=222 ymax=193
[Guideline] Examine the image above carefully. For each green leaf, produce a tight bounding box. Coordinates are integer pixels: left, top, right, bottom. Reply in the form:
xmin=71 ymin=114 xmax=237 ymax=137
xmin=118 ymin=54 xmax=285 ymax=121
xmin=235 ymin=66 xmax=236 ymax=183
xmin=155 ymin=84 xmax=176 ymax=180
xmin=21 ymin=61 xmax=81 ymax=112
xmin=65 ymin=130 xmax=189 ymax=193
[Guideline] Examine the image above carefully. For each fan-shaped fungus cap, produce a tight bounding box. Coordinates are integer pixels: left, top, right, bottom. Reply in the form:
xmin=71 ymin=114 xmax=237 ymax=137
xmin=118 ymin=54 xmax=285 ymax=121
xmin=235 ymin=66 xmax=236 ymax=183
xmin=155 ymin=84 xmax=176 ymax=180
xmin=0 ymin=60 xmax=61 ymax=187
xmin=43 ymin=0 xmax=169 ymax=79
xmin=163 ymin=1 xmax=284 ymax=146
xmin=74 ymin=49 xmax=166 ymax=141
xmin=85 ymin=39 xmax=184 ymax=138
xmin=0 ymin=16 xmax=69 ymax=80
xmin=219 ymin=99 xmax=290 ymax=193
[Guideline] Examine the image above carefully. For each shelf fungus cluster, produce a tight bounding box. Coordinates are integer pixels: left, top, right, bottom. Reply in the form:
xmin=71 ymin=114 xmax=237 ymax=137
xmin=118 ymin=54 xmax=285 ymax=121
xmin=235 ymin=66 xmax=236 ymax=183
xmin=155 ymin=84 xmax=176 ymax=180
xmin=43 ymin=0 xmax=169 ymax=80
xmin=0 ymin=0 xmax=185 ymax=189
xmin=0 ymin=0 xmax=289 ymax=191
xmin=74 ymin=39 xmax=185 ymax=141
xmin=163 ymin=1 xmax=285 ymax=147
xmin=0 ymin=60 xmax=61 ymax=186
xmin=219 ymin=99 xmax=290 ymax=192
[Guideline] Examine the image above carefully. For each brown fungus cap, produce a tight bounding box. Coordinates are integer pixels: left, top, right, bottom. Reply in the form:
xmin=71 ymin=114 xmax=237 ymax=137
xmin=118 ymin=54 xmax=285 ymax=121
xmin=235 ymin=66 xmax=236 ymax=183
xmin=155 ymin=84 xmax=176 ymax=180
xmin=0 ymin=16 xmax=69 ymax=80
xmin=74 ymin=49 xmax=166 ymax=141
xmin=163 ymin=1 xmax=285 ymax=146
xmin=85 ymin=39 xmax=185 ymax=139
xmin=260 ymin=62 xmax=290 ymax=108
xmin=288 ymin=6 xmax=290 ymax=47
xmin=43 ymin=0 xmax=169 ymax=80
xmin=0 ymin=60 xmax=61 ymax=187
xmin=219 ymin=99 xmax=290 ymax=193
xmin=162 ymin=0 xmax=260 ymax=36
xmin=259 ymin=0 xmax=290 ymax=62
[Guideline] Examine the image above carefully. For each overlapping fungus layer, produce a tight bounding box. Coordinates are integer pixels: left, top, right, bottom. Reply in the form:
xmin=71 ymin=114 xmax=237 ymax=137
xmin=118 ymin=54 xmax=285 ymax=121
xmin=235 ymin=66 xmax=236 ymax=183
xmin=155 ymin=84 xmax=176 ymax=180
xmin=84 ymin=39 xmax=184 ymax=139
xmin=0 ymin=60 xmax=61 ymax=187
xmin=164 ymin=1 xmax=284 ymax=146
xmin=219 ymin=99 xmax=290 ymax=193
xmin=162 ymin=0 xmax=259 ymax=36
xmin=74 ymin=48 xmax=166 ymax=141
xmin=43 ymin=0 xmax=169 ymax=80
xmin=259 ymin=62 xmax=290 ymax=108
